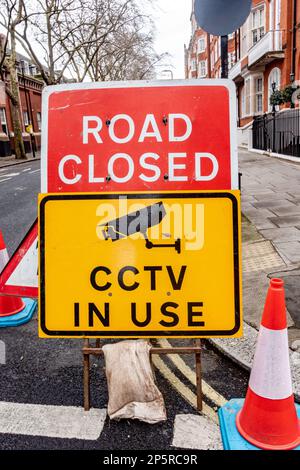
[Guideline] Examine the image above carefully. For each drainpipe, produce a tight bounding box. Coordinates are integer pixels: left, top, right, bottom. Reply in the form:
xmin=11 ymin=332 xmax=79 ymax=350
xmin=290 ymin=0 xmax=297 ymax=82
xmin=207 ymin=33 xmax=211 ymax=78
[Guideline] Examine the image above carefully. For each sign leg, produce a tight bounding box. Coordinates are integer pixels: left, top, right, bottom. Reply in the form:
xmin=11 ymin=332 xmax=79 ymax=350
xmin=195 ymin=339 xmax=203 ymax=412
xmin=83 ymin=339 xmax=90 ymax=411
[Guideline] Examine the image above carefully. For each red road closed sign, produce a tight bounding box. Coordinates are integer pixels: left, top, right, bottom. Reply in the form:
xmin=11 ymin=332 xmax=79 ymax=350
xmin=41 ymin=80 xmax=238 ymax=192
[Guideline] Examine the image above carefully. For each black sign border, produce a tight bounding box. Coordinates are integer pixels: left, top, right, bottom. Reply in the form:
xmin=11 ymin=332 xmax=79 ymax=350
xmin=39 ymin=192 xmax=241 ymax=337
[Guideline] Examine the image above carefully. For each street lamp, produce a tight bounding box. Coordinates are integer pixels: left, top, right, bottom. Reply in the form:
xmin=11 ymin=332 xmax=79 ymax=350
xmin=162 ymin=69 xmax=174 ymax=80
xmin=271 ymin=81 xmax=277 ymax=115
xmin=271 ymin=81 xmax=277 ymax=153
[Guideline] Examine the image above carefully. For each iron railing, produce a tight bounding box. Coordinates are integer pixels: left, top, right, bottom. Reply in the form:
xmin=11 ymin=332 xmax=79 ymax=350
xmin=253 ymin=109 xmax=300 ymax=158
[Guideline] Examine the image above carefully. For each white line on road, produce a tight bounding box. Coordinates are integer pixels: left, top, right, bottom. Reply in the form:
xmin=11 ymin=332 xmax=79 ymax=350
xmin=0 ymin=402 xmax=107 ymax=440
xmin=22 ymin=168 xmax=32 ymax=172
xmin=0 ymin=177 xmax=12 ymax=183
xmin=29 ymin=169 xmax=40 ymax=174
xmin=0 ymin=172 xmax=20 ymax=177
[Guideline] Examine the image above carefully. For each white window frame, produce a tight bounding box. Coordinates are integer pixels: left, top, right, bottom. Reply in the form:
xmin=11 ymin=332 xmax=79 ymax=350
xmin=199 ymin=60 xmax=207 ymax=78
xmin=23 ymin=110 xmax=29 ymax=127
xmin=241 ymin=86 xmax=245 ymax=117
xmin=254 ymin=75 xmax=264 ymax=114
xmin=268 ymin=67 xmax=281 ymax=112
xmin=198 ymin=37 xmax=206 ymax=53
xmin=211 ymin=50 xmax=215 ymax=69
xmin=0 ymin=107 xmax=8 ymax=135
xmin=245 ymin=77 xmax=251 ymax=117
xmin=228 ymin=51 xmax=236 ymax=69
xmin=37 ymin=112 xmax=41 ymax=131
xmin=251 ymin=6 xmax=265 ymax=46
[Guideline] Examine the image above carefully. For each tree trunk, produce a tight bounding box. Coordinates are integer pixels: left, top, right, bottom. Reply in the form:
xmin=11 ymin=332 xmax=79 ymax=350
xmin=8 ymin=28 xmax=26 ymax=160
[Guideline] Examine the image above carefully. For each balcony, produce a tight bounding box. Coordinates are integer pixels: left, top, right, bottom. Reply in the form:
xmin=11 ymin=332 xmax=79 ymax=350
xmin=229 ymin=61 xmax=242 ymax=81
xmin=248 ymin=30 xmax=284 ymax=68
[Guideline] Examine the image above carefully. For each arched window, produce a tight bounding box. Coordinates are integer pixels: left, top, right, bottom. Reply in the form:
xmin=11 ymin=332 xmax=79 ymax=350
xmin=268 ymin=67 xmax=281 ymax=111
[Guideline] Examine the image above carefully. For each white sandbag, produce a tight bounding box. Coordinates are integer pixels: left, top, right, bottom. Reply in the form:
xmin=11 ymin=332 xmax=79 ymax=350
xmin=102 ymin=340 xmax=167 ymax=424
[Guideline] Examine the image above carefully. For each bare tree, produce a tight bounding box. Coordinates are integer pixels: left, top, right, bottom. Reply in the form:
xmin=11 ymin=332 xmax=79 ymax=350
xmin=1 ymin=0 xmax=164 ymax=85
xmin=62 ymin=0 xmax=165 ymax=82
xmin=0 ymin=0 xmax=26 ymax=159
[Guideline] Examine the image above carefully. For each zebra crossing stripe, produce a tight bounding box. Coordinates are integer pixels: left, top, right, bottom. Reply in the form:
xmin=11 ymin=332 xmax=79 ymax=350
xmin=0 ymin=402 xmax=107 ymax=440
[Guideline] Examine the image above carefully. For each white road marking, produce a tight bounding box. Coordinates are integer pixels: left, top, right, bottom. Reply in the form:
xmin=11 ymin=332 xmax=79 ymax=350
xmin=0 ymin=402 xmax=107 ymax=440
xmin=1 ymin=172 xmax=20 ymax=177
xmin=0 ymin=177 xmax=12 ymax=183
xmin=0 ymin=168 xmax=7 ymax=172
xmin=172 ymin=414 xmax=222 ymax=450
xmin=29 ymin=169 xmax=40 ymax=174
xmin=22 ymin=168 xmax=32 ymax=172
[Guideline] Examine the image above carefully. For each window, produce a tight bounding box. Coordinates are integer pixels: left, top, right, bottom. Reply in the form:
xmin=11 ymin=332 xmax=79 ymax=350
xmin=190 ymin=58 xmax=196 ymax=71
xmin=251 ymin=7 xmax=265 ymax=46
xmin=228 ymin=52 xmax=236 ymax=69
xmin=37 ymin=112 xmax=41 ymax=131
xmin=241 ymin=87 xmax=245 ymax=117
xmin=29 ymin=65 xmax=37 ymax=76
xmin=268 ymin=67 xmax=281 ymax=111
xmin=0 ymin=108 xmax=8 ymax=135
xmin=255 ymin=77 xmax=264 ymax=113
xmin=214 ymin=43 xmax=218 ymax=63
xmin=245 ymin=78 xmax=251 ymax=116
xmin=199 ymin=60 xmax=207 ymax=78
xmin=23 ymin=111 xmax=29 ymax=127
xmin=198 ymin=37 xmax=206 ymax=53
xmin=20 ymin=60 xmax=30 ymax=75
xmin=211 ymin=51 xmax=215 ymax=69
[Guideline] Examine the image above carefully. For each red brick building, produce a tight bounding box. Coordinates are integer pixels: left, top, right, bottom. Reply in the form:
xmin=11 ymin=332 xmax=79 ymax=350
xmin=185 ymin=0 xmax=300 ymax=131
xmin=0 ymin=36 xmax=43 ymax=158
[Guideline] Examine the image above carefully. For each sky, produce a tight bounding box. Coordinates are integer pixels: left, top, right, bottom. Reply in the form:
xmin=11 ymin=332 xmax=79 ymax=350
xmin=0 ymin=1 xmax=193 ymax=81
xmin=151 ymin=1 xmax=192 ymax=79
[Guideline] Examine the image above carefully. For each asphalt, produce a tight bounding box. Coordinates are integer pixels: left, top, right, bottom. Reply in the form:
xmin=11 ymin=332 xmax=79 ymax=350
xmin=0 ymin=159 xmax=40 ymax=255
xmin=1 ymin=150 xmax=299 ymax=449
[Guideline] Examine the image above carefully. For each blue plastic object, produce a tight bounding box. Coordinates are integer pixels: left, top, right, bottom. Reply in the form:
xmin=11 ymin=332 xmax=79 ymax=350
xmin=0 ymin=298 xmax=37 ymax=327
xmin=218 ymin=399 xmax=300 ymax=450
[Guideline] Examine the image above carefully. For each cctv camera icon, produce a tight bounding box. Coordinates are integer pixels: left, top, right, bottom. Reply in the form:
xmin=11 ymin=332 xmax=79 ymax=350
xmin=100 ymin=202 xmax=181 ymax=254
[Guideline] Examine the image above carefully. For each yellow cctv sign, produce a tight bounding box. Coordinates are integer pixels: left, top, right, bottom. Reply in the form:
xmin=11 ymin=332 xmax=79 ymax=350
xmin=38 ymin=191 xmax=242 ymax=338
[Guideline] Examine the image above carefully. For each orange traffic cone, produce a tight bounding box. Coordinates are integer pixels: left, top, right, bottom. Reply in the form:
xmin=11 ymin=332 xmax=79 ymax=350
xmin=0 ymin=230 xmax=25 ymax=316
xmin=236 ymin=278 xmax=300 ymax=450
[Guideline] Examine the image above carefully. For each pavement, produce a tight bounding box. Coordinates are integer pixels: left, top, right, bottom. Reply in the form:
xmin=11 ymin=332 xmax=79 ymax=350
xmin=210 ymin=148 xmax=300 ymax=401
xmin=0 ymin=152 xmax=40 ymax=169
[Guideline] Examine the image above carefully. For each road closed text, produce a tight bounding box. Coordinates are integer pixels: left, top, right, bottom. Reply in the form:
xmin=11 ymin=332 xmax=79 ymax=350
xmin=58 ymin=114 xmax=219 ymax=185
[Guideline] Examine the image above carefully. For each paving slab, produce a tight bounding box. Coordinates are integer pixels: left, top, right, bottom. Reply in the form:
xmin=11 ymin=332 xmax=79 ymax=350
xmin=242 ymin=271 xmax=294 ymax=328
xmin=270 ymin=205 xmax=300 ymax=217
xmin=274 ymin=241 xmax=300 ymax=263
xmin=269 ymin=216 xmax=300 ymax=227
xmin=260 ymin=227 xmax=300 ymax=243
xmin=252 ymin=200 xmax=297 ymax=209
xmin=172 ymin=414 xmax=222 ymax=450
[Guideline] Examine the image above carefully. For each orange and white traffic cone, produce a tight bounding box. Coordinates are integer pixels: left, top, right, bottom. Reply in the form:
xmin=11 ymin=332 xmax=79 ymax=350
xmin=236 ymin=278 xmax=300 ymax=450
xmin=0 ymin=230 xmax=25 ymax=316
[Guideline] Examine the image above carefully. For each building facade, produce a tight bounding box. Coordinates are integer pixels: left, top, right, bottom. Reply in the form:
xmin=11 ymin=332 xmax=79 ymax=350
xmin=185 ymin=0 xmax=300 ymax=128
xmin=0 ymin=35 xmax=43 ymax=158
